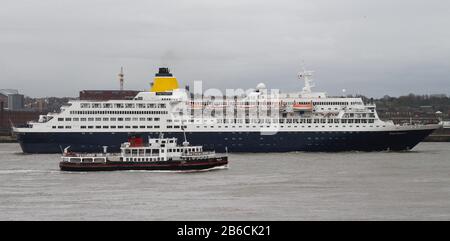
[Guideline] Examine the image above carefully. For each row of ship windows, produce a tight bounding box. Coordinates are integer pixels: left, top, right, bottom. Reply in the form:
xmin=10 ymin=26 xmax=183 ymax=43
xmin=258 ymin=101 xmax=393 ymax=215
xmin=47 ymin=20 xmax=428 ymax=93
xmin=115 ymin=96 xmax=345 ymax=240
xmin=80 ymin=103 xmax=166 ymax=109
xmin=78 ymin=102 xmax=363 ymax=109
xmin=51 ymin=124 xmax=386 ymax=129
xmin=312 ymin=101 xmax=362 ymax=105
xmin=53 ymin=125 xmax=161 ymax=129
xmin=215 ymin=119 xmax=376 ymax=124
xmin=190 ymin=101 xmax=360 ymax=106
xmin=122 ymin=157 xmax=164 ymax=162
xmin=56 ymin=117 xmax=375 ymax=124
xmin=195 ymin=125 xmax=385 ymax=129
xmin=58 ymin=117 xmax=160 ymax=122
xmin=123 ymin=147 xmax=201 ymax=155
xmin=69 ymin=111 xmax=168 ymax=115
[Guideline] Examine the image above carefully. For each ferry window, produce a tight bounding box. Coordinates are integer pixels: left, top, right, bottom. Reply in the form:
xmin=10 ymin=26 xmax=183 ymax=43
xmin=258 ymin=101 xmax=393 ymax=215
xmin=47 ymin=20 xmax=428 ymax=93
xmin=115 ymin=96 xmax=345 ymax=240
xmin=132 ymin=118 xmax=138 ymax=121
xmin=94 ymin=158 xmax=104 ymax=163
xmin=73 ymin=118 xmax=79 ymax=121
xmin=58 ymin=126 xmax=63 ymax=129
xmin=140 ymin=126 xmax=145 ymax=128
xmin=132 ymin=126 xmax=138 ymax=129
xmin=58 ymin=118 xmax=64 ymax=121
xmin=103 ymin=126 xmax=109 ymax=129
xmin=154 ymin=118 xmax=160 ymax=121
xmin=140 ymin=118 xmax=146 ymax=121
xmin=96 ymin=126 xmax=101 ymax=129
xmin=118 ymin=118 xmax=123 ymax=121
xmin=125 ymin=126 xmax=131 ymax=128
xmin=88 ymin=118 xmax=94 ymax=121
xmin=65 ymin=118 xmax=71 ymax=121
xmin=52 ymin=126 xmax=56 ymax=129
xmin=147 ymin=118 xmax=153 ymax=121
xmin=103 ymin=118 xmax=109 ymax=121
xmin=95 ymin=118 xmax=101 ymax=121
xmin=81 ymin=118 xmax=86 ymax=121
xmin=88 ymin=126 xmax=93 ymax=129
xmin=125 ymin=118 xmax=131 ymax=121
xmin=147 ymin=126 xmax=152 ymax=128
xmin=65 ymin=126 xmax=71 ymax=129
xmin=154 ymin=126 xmax=160 ymax=128
xmin=118 ymin=126 xmax=123 ymax=129
xmin=110 ymin=126 xmax=116 ymax=129
xmin=81 ymin=126 xmax=86 ymax=129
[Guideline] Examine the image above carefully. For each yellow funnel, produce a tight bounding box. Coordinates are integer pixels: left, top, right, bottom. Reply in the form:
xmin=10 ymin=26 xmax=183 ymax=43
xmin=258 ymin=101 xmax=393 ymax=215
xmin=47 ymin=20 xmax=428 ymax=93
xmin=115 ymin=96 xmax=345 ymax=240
xmin=150 ymin=67 xmax=179 ymax=92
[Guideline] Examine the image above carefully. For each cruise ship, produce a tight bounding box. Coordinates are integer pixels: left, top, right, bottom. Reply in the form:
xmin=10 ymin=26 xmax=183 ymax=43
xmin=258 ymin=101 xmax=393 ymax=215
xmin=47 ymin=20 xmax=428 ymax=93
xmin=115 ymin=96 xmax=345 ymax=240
xmin=14 ymin=68 xmax=440 ymax=153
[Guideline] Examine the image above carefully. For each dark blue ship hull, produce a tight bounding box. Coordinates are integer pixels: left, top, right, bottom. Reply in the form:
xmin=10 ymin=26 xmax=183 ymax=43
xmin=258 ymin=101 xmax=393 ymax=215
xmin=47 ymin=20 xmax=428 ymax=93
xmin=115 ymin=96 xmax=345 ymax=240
xmin=16 ymin=128 xmax=436 ymax=153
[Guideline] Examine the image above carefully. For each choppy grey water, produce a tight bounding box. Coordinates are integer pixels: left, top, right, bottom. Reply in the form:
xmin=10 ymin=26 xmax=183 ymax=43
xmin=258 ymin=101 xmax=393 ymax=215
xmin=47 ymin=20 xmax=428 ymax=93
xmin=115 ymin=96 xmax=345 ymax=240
xmin=0 ymin=142 xmax=450 ymax=220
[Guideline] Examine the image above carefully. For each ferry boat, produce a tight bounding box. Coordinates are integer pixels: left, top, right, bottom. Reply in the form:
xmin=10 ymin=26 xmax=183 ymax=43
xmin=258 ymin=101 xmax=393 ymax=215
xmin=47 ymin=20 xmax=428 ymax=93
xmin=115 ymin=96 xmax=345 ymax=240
xmin=14 ymin=67 xmax=441 ymax=153
xmin=59 ymin=136 xmax=228 ymax=172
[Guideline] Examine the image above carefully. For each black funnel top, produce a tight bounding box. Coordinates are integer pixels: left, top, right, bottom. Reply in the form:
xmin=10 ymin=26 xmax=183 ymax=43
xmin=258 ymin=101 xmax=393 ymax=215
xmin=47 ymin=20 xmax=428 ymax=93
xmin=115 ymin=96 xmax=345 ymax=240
xmin=155 ymin=67 xmax=173 ymax=77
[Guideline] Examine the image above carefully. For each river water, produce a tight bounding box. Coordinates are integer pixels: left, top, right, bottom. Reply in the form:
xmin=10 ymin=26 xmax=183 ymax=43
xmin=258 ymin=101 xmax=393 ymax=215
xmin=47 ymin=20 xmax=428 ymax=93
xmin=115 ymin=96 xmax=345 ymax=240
xmin=0 ymin=142 xmax=449 ymax=220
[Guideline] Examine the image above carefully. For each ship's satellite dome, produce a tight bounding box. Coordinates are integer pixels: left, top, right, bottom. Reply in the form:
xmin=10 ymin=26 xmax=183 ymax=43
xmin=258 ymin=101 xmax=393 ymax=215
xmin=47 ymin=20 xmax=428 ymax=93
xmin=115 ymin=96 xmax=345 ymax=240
xmin=256 ymin=83 xmax=266 ymax=90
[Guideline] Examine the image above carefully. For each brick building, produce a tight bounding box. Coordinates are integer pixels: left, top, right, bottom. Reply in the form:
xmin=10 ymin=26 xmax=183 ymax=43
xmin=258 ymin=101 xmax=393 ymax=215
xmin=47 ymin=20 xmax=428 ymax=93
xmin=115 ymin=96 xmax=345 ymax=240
xmin=0 ymin=107 xmax=44 ymax=134
xmin=79 ymin=90 xmax=140 ymax=101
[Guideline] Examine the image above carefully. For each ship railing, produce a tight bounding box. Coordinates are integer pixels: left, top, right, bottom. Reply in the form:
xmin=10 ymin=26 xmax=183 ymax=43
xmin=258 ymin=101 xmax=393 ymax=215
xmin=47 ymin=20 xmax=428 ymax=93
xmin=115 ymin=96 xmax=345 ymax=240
xmin=181 ymin=151 xmax=216 ymax=158
xmin=63 ymin=153 xmax=120 ymax=158
xmin=61 ymin=156 xmax=108 ymax=163
xmin=121 ymin=153 xmax=162 ymax=157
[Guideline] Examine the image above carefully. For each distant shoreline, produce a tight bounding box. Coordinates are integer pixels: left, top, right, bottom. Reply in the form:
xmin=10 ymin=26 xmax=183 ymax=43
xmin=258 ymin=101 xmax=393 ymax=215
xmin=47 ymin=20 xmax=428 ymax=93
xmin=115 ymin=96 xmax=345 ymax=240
xmin=0 ymin=136 xmax=16 ymax=143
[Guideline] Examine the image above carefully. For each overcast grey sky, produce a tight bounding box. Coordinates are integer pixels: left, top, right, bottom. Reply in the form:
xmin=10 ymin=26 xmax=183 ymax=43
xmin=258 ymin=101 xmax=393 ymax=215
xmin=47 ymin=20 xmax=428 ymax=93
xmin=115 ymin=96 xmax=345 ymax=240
xmin=1 ymin=0 xmax=449 ymax=98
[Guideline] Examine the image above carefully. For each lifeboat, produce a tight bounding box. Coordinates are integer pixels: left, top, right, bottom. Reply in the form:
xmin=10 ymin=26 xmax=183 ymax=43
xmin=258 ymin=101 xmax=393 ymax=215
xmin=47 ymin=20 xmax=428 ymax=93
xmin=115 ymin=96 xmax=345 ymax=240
xmin=293 ymin=102 xmax=313 ymax=111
